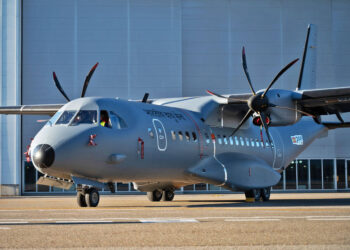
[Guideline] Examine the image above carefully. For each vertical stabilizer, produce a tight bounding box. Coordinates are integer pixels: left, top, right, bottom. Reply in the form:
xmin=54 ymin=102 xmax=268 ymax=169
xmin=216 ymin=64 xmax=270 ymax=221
xmin=297 ymin=24 xmax=317 ymax=90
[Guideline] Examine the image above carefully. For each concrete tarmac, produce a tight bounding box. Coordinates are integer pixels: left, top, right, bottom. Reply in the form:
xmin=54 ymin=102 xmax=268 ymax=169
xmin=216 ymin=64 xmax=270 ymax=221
xmin=0 ymin=192 xmax=350 ymax=249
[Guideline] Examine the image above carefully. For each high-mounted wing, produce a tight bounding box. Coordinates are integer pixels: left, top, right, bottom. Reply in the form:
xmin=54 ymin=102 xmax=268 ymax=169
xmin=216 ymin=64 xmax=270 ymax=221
xmin=298 ymin=87 xmax=350 ymax=116
xmin=0 ymin=104 xmax=63 ymax=116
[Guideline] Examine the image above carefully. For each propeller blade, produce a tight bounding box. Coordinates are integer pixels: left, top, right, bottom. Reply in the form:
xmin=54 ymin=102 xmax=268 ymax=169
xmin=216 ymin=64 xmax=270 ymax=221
xmin=206 ymin=90 xmax=227 ymax=99
xmin=81 ymin=62 xmax=99 ymax=98
xmin=259 ymin=112 xmax=273 ymax=148
xmin=269 ymin=103 xmax=315 ymax=118
xmin=262 ymin=58 xmax=299 ymax=98
xmin=52 ymin=72 xmax=70 ymax=102
xmin=242 ymin=47 xmax=256 ymax=95
xmin=230 ymin=109 xmax=253 ymax=137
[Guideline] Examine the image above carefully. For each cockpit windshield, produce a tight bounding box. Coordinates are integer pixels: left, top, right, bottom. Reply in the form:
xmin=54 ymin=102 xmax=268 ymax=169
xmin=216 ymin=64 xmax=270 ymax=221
xmin=71 ymin=110 xmax=97 ymax=125
xmin=55 ymin=110 xmax=77 ymax=125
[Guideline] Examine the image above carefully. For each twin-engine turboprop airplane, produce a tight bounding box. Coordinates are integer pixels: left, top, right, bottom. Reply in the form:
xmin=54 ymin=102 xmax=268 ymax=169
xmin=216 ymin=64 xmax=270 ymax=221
xmin=1 ymin=25 xmax=350 ymax=207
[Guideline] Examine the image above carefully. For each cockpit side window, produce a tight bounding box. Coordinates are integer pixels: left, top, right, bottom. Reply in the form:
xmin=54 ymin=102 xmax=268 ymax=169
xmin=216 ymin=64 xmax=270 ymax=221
xmin=71 ymin=110 xmax=97 ymax=126
xmin=110 ymin=111 xmax=127 ymax=129
xmin=100 ymin=110 xmax=111 ymax=128
xmin=56 ymin=110 xmax=77 ymax=125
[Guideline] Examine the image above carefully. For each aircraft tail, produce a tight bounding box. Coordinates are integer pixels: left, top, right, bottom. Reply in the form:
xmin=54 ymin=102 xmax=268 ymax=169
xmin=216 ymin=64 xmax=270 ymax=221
xmin=297 ymin=24 xmax=317 ymax=90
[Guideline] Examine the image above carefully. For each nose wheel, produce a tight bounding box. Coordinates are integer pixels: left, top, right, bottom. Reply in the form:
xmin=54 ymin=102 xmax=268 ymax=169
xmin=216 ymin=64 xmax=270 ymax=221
xmin=76 ymin=187 xmax=100 ymax=207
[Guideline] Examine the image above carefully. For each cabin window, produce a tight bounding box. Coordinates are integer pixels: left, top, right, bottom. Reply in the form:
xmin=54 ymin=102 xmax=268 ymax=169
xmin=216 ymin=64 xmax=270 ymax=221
xmin=240 ymin=137 xmax=244 ymax=146
xmin=223 ymin=135 xmax=228 ymax=145
xmin=109 ymin=111 xmax=127 ymax=129
xmin=148 ymin=128 xmax=154 ymax=138
xmin=178 ymin=131 xmax=183 ymax=141
xmin=56 ymin=110 xmax=77 ymax=125
xmin=192 ymin=132 xmax=197 ymax=142
xmin=217 ymin=135 xmax=222 ymax=144
xmin=171 ymin=130 xmax=176 ymax=140
xmin=185 ymin=132 xmax=190 ymax=142
xmin=250 ymin=138 xmax=255 ymax=147
xmin=229 ymin=136 xmax=233 ymax=145
xmin=99 ymin=110 xmax=112 ymax=128
xmin=245 ymin=138 xmax=250 ymax=146
xmin=71 ymin=110 xmax=97 ymax=125
xmin=205 ymin=133 xmax=210 ymax=144
xmin=256 ymin=139 xmax=260 ymax=147
xmin=235 ymin=136 xmax=239 ymax=146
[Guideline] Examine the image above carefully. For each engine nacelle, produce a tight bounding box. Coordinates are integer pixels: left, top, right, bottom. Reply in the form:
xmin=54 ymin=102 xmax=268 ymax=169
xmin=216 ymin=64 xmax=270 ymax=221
xmin=263 ymin=89 xmax=302 ymax=127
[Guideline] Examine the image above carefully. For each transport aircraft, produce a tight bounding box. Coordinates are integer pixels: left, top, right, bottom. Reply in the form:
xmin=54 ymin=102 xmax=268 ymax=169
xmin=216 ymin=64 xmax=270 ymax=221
xmin=1 ymin=25 xmax=350 ymax=207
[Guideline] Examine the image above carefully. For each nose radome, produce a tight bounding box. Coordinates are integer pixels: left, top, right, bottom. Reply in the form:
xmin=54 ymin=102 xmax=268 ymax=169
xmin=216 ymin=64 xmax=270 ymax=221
xmin=32 ymin=144 xmax=55 ymax=169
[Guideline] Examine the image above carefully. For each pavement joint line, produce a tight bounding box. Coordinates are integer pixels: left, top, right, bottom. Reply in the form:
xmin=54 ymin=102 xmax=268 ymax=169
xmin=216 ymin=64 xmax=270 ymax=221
xmin=225 ymin=218 xmax=281 ymax=222
xmin=57 ymin=220 xmax=114 ymax=224
xmin=0 ymin=222 xmax=28 ymax=224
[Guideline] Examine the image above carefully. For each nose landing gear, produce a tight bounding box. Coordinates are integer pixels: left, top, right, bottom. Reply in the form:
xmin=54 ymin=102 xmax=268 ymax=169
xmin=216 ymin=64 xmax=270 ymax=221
xmin=76 ymin=186 xmax=100 ymax=207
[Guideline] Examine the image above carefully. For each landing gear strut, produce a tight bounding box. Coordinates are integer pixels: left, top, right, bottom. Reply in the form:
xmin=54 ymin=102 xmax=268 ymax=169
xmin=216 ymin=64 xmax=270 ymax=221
xmin=76 ymin=186 xmax=100 ymax=207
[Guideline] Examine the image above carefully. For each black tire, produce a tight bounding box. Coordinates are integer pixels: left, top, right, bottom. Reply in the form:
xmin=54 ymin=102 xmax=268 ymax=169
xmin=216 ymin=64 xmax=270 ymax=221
xmin=161 ymin=190 xmax=175 ymax=201
xmin=244 ymin=189 xmax=261 ymax=202
xmin=147 ymin=190 xmax=162 ymax=202
xmin=77 ymin=192 xmax=87 ymax=207
xmin=254 ymin=189 xmax=261 ymax=201
xmin=85 ymin=188 xmax=100 ymax=207
xmin=261 ymin=187 xmax=271 ymax=201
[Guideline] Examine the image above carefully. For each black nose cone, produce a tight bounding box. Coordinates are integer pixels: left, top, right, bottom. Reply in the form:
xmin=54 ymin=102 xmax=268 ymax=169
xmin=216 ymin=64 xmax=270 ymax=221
xmin=32 ymin=144 xmax=55 ymax=169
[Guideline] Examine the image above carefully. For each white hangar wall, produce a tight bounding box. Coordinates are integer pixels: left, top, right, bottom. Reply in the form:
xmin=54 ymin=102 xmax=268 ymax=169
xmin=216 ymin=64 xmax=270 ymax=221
xmin=1 ymin=0 xmax=350 ymax=194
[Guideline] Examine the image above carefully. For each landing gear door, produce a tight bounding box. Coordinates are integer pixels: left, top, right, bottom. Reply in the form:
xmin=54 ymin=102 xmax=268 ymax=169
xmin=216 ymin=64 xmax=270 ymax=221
xmin=152 ymin=119 xmax=167 ymax=151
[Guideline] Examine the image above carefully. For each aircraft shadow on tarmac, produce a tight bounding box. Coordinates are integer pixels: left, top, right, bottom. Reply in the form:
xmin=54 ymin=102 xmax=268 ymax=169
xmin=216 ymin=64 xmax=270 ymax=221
xmin=183 ymin=198 xmax=350 ymax=208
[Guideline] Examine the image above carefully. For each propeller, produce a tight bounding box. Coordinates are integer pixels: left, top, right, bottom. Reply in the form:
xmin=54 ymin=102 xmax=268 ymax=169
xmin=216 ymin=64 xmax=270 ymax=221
xmin=207 ymin=47 xmax=301 ymax=147
xmin=81 ymin=63 xmax=99 ymax=98
xmin=52 ymin=63 xmax=99 ymax=101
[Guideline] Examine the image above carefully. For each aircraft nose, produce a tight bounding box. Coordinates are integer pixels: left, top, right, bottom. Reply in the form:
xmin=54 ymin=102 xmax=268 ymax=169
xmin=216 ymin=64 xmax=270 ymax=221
xmin=32 ymin=144 xmax=55 ymax=169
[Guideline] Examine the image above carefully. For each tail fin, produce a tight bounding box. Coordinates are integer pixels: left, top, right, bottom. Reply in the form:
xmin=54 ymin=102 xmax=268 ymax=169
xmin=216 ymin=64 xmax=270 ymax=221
xmin=297 ymin=24 xmax=317 ymax=90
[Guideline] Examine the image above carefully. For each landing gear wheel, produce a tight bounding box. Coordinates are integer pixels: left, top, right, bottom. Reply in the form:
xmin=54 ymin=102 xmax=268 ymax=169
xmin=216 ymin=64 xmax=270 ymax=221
xmin=85 ymin=188 xmax=100 ymax=207
xmin=261 ymin=187 xmax=271 ymax=201
xmin=77 ymin=192 xmax=87 ymax=207
xmin=147 ymin=190 xmax=162 ymax=202
xmin=161 ymin=190 xmax=175 ymax=201
xmin=244 ymin=189 xmax=261 ymax=202
xmin=254 ymin=189 xmax=261 ymax=201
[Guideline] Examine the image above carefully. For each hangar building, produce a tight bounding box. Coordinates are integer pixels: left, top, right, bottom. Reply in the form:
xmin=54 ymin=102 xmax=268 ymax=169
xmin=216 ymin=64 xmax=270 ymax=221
xmin=1 ymin=0 xmax=350 ymax=195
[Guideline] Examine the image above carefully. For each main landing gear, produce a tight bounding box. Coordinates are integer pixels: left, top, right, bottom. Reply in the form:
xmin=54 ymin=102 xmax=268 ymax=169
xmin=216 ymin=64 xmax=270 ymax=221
xmin=76 ymin=186 xmax=100 ymax=207
xmin=245 ymin=187 xmax=271 ymax=202
xmin=147 ymin=189 xmax=175 ymax=202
